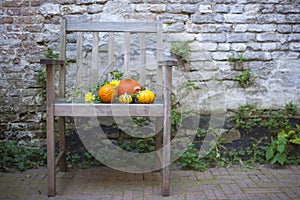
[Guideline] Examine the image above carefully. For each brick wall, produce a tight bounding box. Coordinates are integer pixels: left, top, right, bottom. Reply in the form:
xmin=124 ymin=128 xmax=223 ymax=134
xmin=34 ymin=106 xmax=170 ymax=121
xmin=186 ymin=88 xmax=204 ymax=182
xmin=0 ymin=0 xmax=300 ymax=145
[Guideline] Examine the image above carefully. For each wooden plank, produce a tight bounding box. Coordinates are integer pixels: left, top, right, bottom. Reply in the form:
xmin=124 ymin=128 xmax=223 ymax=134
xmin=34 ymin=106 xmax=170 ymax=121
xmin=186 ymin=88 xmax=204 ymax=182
xmin=92 ymin=32 xmax=99 ymax=83
xmin=58 ymin=117 xmax=66 ymax=172
xmin=156 ymin=22 xmax=163 ymax=98
xmin=54 ymin=103 xmax=164 ymax=117
xmin=139 ymin=33 xmax=146 ymax=85
xmin=124 ymin=32 xmax=130 ymax=75
xmin=108 ymin=32 xmax=114 ymax=73
xmin=75 ymin=32 xmax=83 ymax=88
xmin=55 ymin=151 xmax=65 ymax=167
xmin=40 ymin=59 xmax=64 ymax=65
xmin=67 ymin=21 xmax=158 ymax=33
xmin=162 ymin=65 xmax=172 ymax=196
xmin=46 ymin=64 xmax=56 ymax=197
xmin=155 ymin=117 xmax=163 ymax=169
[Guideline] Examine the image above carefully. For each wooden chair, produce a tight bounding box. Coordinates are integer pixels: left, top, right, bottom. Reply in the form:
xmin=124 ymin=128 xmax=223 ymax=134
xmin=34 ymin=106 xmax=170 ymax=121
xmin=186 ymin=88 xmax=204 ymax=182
xmin=40 ymin=18 xmax=177 ymax=197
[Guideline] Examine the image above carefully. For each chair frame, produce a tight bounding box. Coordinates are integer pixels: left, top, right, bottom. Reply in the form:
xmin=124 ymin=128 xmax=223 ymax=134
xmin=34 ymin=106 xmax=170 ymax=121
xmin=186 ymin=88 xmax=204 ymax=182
xmin=40 ymin=18 xmax=177 ymax=197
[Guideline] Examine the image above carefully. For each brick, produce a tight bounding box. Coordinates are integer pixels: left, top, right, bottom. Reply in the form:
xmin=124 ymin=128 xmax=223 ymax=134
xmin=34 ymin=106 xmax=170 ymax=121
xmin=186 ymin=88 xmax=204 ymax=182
xmin=230 ymin=4 xmax=244 ymax=14
xmin=196 ymin=33 xmax=227 ymax=43
xmin=227 ymin=13 xmax=256 ymax=23
xmin=182 ymin=5 xmax=197 ymax=14
xmin=257 ymin=14 xmax=286 ymax=24
xmin=190 ymin=42 xmax=217 ymax=51
xmin=257 ymin=33 xmax=284 ymax=42
xmin=290 ymin=42 xmax=300 ymax=51
xmin=277 ymin=25 xmax=292 ymax=33
xmin=276 ymin=4 xmax=300 ymax=14
xmin=234 ymin=24 xmax=248 ymax=32
xmin=227 ymin=33 xmax=255 ymax=43
xmin=76 ymin=0 xmax=108 ymax=4
xmin=288 ymin=34 xmax=300 ymax=42
xmin=0 ymin=16 xmax=14 ymax=24
xmin=232 ymin=43 xmax=247 ymax=51
xmin=3 ymin=0 xmax=29 ymax=7
xmin=204 ymin=189 xmax=217 ymax=199
xmin=191 ymin=14 xmax=224 ymax=23
xmin=6 ymin=8 xmax=22 ymax=15
xmin=198 ymin=4 xmax=212 ymax=13
xmin=293 ymin=25 xmax=300 ymax=32
xmin=248 ymin=24 xmax=276 ymax=32
xmin=166 ymin=4 xmax=182 ymax=13
xmin=149 ymin=4 xmax=166 ymax=13
xmin=215 ymin=4 xmax=230 ymax=13
xmin=218 ymin=43 xmax=231 ymax=51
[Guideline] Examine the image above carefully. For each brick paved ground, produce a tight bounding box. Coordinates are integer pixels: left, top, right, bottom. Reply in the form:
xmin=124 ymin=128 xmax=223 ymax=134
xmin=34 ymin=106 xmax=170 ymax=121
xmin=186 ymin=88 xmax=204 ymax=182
xmin=0 ymin=165 xmax=299 ymax=200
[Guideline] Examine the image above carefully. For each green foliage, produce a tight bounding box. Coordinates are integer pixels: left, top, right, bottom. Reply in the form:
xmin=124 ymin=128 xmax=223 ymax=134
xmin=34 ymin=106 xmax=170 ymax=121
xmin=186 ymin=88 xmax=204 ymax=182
xmin=175 ymin=143 xmax=208 ymax=171
xmin=116 ymin=137 xmax=155 ymax=153
xmin=170 ymin=41 xmax=191 ymax=63
xmin=266 ymin=131 xmax=288 ymax=165
xmin=0 ymin=141 xmax=47 ymax=171
xmin=232 ymin=104 xmax=262 ymax=131
xmin=36 ymin=68 xmax=47 ymax=97
xmin=36 ymin=48 xmax=59 ymax=98
xmin=232 ymin=102 xmax=298 ymax=132
xmin=44 ymin=48 xmax=59 ymax=59
xmin=228 ymin=52 xmax=245 ymax=63
xmin=235 ymin=69 xmax=255 ymax=88
xmin=109 ymin=70 xmax=123 ymax=80
xmin=182 ymin=80 xmax=201 ymax=90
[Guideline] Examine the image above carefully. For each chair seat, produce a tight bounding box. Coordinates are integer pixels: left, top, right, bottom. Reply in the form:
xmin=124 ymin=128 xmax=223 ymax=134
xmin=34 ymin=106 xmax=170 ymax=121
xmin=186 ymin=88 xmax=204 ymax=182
xmin=54 ymin=101 xmax=164 ymax=117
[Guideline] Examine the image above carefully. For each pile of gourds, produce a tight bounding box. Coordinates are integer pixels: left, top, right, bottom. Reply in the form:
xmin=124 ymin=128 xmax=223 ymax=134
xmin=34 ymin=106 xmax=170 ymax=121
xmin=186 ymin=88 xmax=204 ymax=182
xmin=98 ymin=77 xmax=155 ymax=104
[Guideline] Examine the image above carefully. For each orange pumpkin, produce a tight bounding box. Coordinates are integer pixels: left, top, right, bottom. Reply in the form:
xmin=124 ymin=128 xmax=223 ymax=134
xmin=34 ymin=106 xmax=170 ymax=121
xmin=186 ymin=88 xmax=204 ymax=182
xmin=118 ymin=78 xmax=141 ymax=96
xmin=98 ymin=84 xmax=118 ymax=103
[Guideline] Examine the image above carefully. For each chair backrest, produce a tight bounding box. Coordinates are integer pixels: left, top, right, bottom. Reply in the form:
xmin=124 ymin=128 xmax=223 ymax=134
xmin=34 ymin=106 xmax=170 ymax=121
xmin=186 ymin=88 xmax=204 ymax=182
xmin=58 ymin=18 xmax=164 ymax=99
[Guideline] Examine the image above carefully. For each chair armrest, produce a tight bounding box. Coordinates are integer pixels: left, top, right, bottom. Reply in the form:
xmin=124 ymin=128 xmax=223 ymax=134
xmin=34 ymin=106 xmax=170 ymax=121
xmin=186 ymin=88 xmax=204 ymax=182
xmin=158 ymin=57 xmax=178 ymax=67
xmin=40 ymin=58 xmax=65 ymax=65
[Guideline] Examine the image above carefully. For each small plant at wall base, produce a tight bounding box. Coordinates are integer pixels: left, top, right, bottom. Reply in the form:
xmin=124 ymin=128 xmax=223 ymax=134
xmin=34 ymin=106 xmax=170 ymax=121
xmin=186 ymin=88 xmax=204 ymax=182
xmin=235 ymin=69 xmax=255 ymax=88
xmin=36 ymin=48 xmax=60 ymax=97
xmin=228 ymin=52 xmax=246 ymax=70
xmin=170 ymin=41 xmax=191 ymax=71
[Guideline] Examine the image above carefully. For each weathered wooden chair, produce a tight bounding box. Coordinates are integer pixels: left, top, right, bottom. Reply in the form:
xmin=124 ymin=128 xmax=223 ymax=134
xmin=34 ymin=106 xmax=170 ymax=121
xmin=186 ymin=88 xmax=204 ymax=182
xmin=40 ymin=18 xmax=177 ymax=197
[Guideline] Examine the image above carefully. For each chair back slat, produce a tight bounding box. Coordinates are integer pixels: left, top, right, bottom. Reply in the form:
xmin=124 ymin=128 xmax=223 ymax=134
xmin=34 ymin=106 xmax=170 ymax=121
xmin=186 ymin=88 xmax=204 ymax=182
xmin=59 ymin=18 xmax=67 ymax=98
xmin=75 ymin=32 xmax=83 ymax=88
xmin=108 ymin=32 xmax=115 ymax=74
xmin=67 ymin=21 xmax=158 ymax=33
xmin=92 ymin=32 xmax=99 ymax=84
xmin=156 ymin=23 xmax=163 ymax=98
xmin=139 ymin=33 xmax=146 ymax=85
xmin=124 ymin=32 xmax=130 ymax=75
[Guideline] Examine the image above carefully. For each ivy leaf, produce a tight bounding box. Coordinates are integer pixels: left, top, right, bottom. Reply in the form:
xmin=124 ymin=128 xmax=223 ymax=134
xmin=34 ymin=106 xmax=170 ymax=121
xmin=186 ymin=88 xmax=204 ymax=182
xmin=275 ymin=153 xmax=287 ymax=165
xmin=266 ymin=147 xmax=274 ymax=161
xmin=277 ymin=145 xmax=286 ymax=153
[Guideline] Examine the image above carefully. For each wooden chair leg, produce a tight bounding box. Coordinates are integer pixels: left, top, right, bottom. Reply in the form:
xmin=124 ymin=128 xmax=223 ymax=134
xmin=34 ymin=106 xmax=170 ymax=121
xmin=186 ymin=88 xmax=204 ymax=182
xmin=46 ymin=64 xmax=56 ymax=197
xmin=162 ymin=65 xmax=172 ymax=196
xmin=155 ymin=118 xmax=163 ymax=169
xmin=59 ymin=117 xmax=66 ymax=172
xmin=47 ymin=116 xmax=56 ymax=197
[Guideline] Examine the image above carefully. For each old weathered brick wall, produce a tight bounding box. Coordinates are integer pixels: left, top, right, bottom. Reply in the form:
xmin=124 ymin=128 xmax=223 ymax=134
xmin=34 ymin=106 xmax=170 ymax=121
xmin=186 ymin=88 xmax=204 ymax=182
xmin=1 ymin=0 xmax=300 ymax=145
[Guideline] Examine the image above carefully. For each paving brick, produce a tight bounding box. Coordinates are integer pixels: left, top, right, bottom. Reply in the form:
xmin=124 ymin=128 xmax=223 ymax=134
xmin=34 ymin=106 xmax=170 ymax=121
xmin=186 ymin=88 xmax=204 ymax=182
xmin=204 ymin=189 xmax=217 ymax=199
xmin=213 ymin=189 xmax=227 ymax=199
xmin=0 ymin=165 xmax=299 ymax=199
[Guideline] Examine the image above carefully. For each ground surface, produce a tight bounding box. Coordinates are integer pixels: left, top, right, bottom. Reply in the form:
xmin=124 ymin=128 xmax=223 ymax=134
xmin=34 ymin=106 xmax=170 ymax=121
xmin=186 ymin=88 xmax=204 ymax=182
xmin=0 ymin=165 xmax=299 ymax=200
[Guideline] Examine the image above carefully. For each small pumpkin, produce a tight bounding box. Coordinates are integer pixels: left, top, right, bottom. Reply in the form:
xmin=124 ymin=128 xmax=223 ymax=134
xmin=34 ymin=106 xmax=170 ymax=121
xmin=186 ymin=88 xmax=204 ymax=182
xmin=118 ymin=78 xmax=141 ymax=96
xmin=138 ymin=90 xmax=155 ymax=104
xmin=98 ymin=84 xmax=118 ymax=103
xmin=118 ymin=92 xmax=133 ymax=104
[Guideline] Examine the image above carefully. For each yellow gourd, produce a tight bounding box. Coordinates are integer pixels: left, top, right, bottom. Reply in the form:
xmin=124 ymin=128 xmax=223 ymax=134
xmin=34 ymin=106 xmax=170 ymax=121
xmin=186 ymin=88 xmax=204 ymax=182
xmin=138 ymin=90 xmax=155 ymax=104
xmin=118 ymin=92 xmax=133 ymax=104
